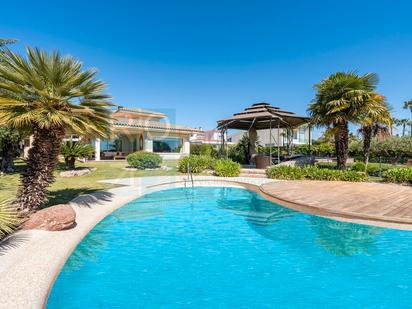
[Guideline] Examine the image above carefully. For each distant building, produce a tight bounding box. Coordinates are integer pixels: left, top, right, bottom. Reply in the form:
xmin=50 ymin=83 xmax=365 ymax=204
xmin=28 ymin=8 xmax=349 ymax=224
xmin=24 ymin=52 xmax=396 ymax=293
xmin=190 ymin=129 xmax=233 ymax=145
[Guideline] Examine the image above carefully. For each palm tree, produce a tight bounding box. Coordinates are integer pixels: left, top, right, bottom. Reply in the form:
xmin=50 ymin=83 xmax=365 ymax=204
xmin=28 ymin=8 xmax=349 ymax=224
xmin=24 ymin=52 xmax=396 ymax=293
xmin=0 ymin=199 xmax=19 ymax=240
xmin=403 ymin=99 xmax=412 ymax=135
xmin=61 ymin=141 xmax=94 ymax=170
xmin=358 ymin=93 xmax=392 ymax=166
xmin=394 ymin=118 xmax=409 ymax=136
xmin=0 ymin=47 xmax=113 ymax=212
xmin=308 ymin=72 xmax=379 ymax=170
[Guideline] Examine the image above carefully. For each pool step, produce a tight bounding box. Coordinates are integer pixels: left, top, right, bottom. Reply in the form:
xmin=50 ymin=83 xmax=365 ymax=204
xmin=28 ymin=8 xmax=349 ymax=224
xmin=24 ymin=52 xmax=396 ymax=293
xmin=239 ymin=168 xmax=268 ymax=178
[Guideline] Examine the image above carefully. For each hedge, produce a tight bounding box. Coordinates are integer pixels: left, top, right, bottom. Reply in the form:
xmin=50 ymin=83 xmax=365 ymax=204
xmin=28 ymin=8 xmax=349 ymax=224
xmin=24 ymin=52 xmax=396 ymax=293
xmin=213 ymin=159 xmax=241 ymax=177
xmin=266 ymin=165 xmax=366 ymax=182
xmin=178 ymin=155 xmax=215 ymax=173
xmin=126 ymin=151 xmax=162 ymax=169
xmin=382 ymin=168 xmax=412 ymax=184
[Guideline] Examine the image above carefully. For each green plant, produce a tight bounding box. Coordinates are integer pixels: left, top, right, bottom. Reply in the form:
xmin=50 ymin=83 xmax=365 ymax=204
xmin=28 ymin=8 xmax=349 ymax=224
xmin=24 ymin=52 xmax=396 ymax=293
xmin=127 ymin=151 xmax=162 ymax=169
xmin=0 ymin=199 xmax=19 ymax=239
xmin=382 ymin=168 xmax=412 ymax=184
xmin=0 ymin=47 xmax=112 ymax=212
xmin=351 ymin=162 xmax=366 ymax=172
xmin=0 ymin=125 xmax=22 ymax=172
xmin=266 ymin=165 xmax=306 ymax=180
xmin=349 ymin=136 xmax=412 ymax=163
xmin=60 ymin=141 xmax=94 ymax=170
xmin=190 ymin=144 xmax=213 ymax=156
xmin=213 ymin=159 xmax=241 ymax=177
xmin=266 ymin=165 xmax=366 ymax=182
xmin=228 ymin=133 xmax=250 ymax=164
xmin=178 ymin=155 xmax=215 ymax=173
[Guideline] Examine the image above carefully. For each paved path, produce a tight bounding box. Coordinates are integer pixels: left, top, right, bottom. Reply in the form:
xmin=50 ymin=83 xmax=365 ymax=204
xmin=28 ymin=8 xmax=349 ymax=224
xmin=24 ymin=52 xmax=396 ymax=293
xmin=260 ymin=181 xmax=412 ymax=225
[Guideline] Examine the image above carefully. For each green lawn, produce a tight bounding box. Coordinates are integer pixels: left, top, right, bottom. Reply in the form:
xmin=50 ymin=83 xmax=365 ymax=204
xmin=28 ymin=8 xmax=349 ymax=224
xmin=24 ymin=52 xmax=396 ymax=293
xmin=0 ymin=160 xmax=180 ymax=207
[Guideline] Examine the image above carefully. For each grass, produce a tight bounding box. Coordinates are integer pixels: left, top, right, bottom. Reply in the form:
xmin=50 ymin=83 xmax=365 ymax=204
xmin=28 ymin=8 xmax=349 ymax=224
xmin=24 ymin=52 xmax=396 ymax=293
xmin=0 ymin=160 xmax=180 ymax=207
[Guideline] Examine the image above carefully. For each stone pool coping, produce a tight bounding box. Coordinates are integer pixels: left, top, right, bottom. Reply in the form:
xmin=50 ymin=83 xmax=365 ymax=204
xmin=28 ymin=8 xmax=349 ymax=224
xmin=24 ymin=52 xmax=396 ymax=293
xmin=0 ymin=176 xmax=273 ymax=309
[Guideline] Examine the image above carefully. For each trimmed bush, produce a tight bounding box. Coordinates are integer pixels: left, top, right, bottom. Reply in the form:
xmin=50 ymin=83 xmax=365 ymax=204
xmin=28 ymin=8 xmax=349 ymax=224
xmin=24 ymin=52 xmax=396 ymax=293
xmin=178 ymin=155 xmax=215 ymax=173
xmin=351 ymin=162 xmax=366 ymax=172
xmin=214 ymin=159 xmax=241 ymax=177
xmin=266 ymin=165 xmax=305 ymax=180
xmin=382 ymin=168 xmax=412 ymax=184
xmin=127 ymin=151 xmax=162 ymax=169
xmin=266 ymin=165 xmax=366 ymax=182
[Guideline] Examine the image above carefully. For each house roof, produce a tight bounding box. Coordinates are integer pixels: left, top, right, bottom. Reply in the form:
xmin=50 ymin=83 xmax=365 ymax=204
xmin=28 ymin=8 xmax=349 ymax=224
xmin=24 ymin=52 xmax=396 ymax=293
xmin=217 ymin=102 xmax=310 ymax=130
xmin=112 ymin=106 xmax=167 ymax=119
xmin=112 ymin=118 xmax=201 ymax=134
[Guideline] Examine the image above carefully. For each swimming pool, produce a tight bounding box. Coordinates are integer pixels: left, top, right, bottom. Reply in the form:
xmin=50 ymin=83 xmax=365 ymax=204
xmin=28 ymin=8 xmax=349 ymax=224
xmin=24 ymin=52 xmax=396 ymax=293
xmin=48 ymin=186 xmax=412 ymax=308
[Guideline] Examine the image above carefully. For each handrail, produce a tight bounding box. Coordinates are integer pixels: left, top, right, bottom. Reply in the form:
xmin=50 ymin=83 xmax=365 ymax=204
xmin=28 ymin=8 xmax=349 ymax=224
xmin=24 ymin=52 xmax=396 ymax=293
xmin=185 ymin=160 xmax=194 ymax=187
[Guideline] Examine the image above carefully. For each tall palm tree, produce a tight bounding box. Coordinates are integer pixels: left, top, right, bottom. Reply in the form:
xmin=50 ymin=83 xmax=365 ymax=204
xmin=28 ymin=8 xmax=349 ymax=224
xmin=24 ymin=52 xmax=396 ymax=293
xmin=0 ymin=47 xmax=113 ymax=212
xmin=308 ymin=72 xmax=379 ymax=170
xmin=394 ymin=118 xmax=409 ymax=136
xmin=358 ymin=93 xmax=392 ymax=166
xmin=403 ymin=99 xmax=412 ymax=135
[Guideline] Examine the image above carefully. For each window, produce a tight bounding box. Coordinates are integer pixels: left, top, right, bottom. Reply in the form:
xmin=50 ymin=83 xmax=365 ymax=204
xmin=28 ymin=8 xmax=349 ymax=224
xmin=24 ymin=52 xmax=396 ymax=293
xmin=153 ymin=137 xmax=182 ymax=153
xmin=101 ymin=139 xmax=122 ymax=152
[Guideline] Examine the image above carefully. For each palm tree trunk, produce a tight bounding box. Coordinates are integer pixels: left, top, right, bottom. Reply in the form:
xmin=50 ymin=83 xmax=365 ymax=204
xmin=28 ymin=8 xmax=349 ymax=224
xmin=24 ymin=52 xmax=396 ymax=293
xmin=402 ymin=124 xmax=406 ymax=137
xmin=335 ymin=122 xmax=349 ymax=170
xmin=65 ymin=157 xmax=76 ymax=170
xmin=16 ymin=126 xmax=65 ymax=213
xmin=362 ymin=125 xmax=372 ymax=167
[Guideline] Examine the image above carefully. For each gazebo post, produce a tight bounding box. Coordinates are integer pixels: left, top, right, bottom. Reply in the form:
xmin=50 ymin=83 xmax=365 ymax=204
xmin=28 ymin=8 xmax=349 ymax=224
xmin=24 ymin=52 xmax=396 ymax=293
xmin=277 ymin=121 xmax=280 ymax=164
xmin=220 ymin=127 xmax=225 ymax=158
xmin=269 ymin=117 xmax=272 ymax=166
xmin=225 ymin=126 xmax=228 ymax=159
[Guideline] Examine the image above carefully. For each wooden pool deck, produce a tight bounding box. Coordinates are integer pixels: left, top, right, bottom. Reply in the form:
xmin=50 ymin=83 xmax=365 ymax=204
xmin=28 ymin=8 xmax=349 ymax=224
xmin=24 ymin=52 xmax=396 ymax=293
xmin=260 ymin=181 xmax=412 ymax=227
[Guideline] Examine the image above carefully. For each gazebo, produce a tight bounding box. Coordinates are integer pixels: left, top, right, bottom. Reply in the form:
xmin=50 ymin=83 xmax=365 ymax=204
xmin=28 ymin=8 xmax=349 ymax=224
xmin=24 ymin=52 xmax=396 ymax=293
xmin=217 ymin=102 xmax=310 ymax=167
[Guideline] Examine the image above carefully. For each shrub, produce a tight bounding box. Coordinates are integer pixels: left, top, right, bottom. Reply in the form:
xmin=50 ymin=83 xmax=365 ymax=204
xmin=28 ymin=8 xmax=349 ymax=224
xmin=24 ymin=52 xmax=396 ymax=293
xmin=349 ymin=136 xmax=412 ymax=163
xmin=0 ymin=200 xmax=19 ymax=240
xmin=266 ymin=165 xmax=366 ymax=182
xmin=266 ymin=165 xmax=305 ymax=180
xmin=351 ymin=162 xmax=366 ymax=172
xmin=294 ymin=143 xmax=335 ymax=157
xmin=126 ymin=151 xmax=162 ymax=169
xmin=214 ymin=159 xmax=241 ymax=177
xmin=382 ymin=168 xmax=412 ymax=184
xmin=60 ymin=141 xmax=94 ymax=169
xmin=178 ymin=155 xmax=215 ymax=173
xmin=190 ymin=144 xmax=213 ymax=156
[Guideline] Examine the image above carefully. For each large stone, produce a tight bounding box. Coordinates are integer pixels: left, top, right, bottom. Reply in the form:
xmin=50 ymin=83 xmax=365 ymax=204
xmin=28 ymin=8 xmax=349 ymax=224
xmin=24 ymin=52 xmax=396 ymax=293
xmin=22 ymin=204 xmax=76 ymax=231
xmin=59 ymin=167 xmax=96 ymax=178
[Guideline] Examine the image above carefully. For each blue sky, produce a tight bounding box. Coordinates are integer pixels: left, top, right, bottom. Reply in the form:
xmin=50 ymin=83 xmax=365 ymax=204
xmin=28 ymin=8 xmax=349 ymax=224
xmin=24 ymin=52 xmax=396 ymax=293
xmin=2 ymin=0 xmax=412 ymax=135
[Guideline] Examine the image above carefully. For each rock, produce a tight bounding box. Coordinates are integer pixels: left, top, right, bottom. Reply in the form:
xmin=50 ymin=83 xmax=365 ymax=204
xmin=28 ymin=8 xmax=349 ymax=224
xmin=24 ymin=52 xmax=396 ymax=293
xmin=59 ymin=167 xmax=96 ymax=177
xmin=22 ymin=204 xmax=76 ymax=231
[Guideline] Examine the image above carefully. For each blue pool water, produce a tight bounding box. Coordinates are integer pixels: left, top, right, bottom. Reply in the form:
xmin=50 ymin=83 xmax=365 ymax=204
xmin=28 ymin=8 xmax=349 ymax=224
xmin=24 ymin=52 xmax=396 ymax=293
xmin=48 ymin=187 xmax=412 ymax=308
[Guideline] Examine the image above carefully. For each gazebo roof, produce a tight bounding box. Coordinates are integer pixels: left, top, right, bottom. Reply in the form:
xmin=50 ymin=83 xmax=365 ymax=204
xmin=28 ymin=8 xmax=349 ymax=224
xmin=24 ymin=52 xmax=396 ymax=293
xmin=217 ymin=102 xmax=309 ymax=130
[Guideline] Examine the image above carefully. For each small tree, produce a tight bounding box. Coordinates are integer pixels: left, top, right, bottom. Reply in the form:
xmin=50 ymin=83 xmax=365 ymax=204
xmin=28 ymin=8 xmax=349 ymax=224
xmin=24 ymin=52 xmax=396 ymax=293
xmin=0 ymin=126 xmax=22 ymax=172
xmin=60 ymin=141 xmax=94 ymax=170
xmin=358 ymin=93 xmax=392 ymax=167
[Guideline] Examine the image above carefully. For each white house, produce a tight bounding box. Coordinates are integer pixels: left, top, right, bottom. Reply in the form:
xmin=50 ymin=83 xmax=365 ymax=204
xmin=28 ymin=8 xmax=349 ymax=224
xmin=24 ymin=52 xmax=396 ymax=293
xmin=90 ymin=106 xmax=200 ymax=160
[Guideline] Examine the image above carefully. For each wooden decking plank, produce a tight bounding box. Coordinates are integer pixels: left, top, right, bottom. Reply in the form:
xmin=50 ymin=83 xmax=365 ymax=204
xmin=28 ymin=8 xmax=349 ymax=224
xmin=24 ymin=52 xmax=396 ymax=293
xmin=260 ymin=181 xmax=412 ymax=225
